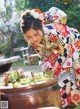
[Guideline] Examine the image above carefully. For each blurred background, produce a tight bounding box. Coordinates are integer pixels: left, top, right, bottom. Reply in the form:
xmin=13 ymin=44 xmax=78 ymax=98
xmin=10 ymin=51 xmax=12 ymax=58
xmin=0 ymin=0 xmax=80 ymax=59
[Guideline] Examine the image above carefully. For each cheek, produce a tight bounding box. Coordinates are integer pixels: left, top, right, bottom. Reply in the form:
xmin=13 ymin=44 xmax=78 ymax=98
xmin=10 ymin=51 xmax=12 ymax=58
xmin=28 ymin=39 xmax=33 ymax=44
xmin=24 ymin=36 xmax=32 ymax=44
xmin=38 ymin=36 xmax=42 ymax=42
xmin=38 ymin=30 xmax=44 ymax=37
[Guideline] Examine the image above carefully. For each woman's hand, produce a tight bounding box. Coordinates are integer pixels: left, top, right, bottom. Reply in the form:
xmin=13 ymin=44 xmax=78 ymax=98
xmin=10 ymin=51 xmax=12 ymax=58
xmin=44 ymin=67 xmax=54 ymax=77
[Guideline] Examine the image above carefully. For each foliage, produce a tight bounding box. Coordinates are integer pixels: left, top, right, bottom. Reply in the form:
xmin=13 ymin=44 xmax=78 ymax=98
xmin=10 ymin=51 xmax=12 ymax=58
xmin=15 ymin=0 xmax=80 ymax=31
xmin=0 ymin=1 xmax=28 ymax=57
xmin=15 ymin=0 xmax=71 ymax=12
xmin=5 ymin=3 xmax=13 ymax=20
xmin=15 ymin=0 xmax=27 ymax=12
xmin=0 ymin=0 xmax=80 ymax=57
xmin=0 ymin=42 xmax=7 ymax=54
xmin=27 ymin=0 xmax=54 ymax=11
xmin=66 ymin=5 xmax=80 ymax=32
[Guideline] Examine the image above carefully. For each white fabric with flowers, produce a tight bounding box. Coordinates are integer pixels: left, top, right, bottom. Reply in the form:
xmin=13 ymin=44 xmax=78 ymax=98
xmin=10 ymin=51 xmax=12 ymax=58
xmin=31 ymin=7 xmax=80 ymax=108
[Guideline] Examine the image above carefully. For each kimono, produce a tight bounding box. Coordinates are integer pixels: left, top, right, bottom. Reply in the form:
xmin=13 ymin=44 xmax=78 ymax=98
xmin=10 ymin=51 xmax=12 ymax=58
xmin=32 ymin=7 xmax=80 ymax=108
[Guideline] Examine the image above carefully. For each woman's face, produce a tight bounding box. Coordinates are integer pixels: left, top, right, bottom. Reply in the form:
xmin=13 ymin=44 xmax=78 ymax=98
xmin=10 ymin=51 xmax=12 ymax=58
xmin=24 ymin=28 xmax=43 ymax=44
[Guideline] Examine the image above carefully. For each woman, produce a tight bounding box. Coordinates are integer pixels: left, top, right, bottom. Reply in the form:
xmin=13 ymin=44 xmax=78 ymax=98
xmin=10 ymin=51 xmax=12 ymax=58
xmin=20 ymin=7 xmax=80 ymax=108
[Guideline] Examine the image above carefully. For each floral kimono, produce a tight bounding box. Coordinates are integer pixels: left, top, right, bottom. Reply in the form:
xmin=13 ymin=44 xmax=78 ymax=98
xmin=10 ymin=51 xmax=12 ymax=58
xmin=32 ymin=7 xmax=80 ymax=108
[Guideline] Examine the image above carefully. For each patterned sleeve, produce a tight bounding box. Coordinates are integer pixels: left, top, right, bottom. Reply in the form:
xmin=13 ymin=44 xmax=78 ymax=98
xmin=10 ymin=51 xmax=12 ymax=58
xmin=70 ymin=28 xmax=80 ymax=70
xmin=42 ymin=23 xmax=80 ymax=74
xmin=41 ymin=7 xmax=80 ymax=75
xmin=43 ymin=24 xmax=71 ymax=73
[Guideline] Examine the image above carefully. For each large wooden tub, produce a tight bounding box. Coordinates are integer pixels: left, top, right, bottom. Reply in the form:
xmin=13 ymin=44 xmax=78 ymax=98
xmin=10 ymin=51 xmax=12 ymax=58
xmin=0 ymin=76 xmax=61 ymax=109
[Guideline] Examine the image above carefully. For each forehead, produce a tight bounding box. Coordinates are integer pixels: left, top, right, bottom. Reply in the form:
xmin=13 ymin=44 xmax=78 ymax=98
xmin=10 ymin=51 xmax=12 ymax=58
xmin=25 ymin=28 xmax=37 ymax=36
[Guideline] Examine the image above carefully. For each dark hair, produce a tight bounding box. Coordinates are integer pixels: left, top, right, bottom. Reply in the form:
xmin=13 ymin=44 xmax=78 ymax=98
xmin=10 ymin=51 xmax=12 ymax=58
xmin=20 ymin=11 xmax=42 ymax=34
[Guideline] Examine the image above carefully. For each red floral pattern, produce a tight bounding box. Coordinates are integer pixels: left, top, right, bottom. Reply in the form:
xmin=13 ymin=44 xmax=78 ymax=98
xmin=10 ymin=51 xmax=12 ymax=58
xmin=76 ymin=68 xmax=80 ymax=75
xmin=71 ymin=90 xmax=80 ymax=105
xmin=34 ymin=9 xmax=41 ymax=14
xmin=49 ymin=34 xmax=58 ymax=43
xmin=74 ymin=40 xmax=80 ymax=50
xmin=72 ymin=94 xmax=80 ymax=101
xmin=43 ymin=52 xmax=58 ymax=66
xmin=67 ymin=93 xmax=71 ymax=104
xmin=53 ymin=23 xmax=70 ymax=37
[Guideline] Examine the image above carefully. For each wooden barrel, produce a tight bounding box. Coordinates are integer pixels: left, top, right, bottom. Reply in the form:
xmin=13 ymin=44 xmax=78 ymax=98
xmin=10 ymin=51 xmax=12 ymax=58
xmin=0 ymin=76 xmax=61 ymax=109
xmin=38 ymin=107 xmax=60 ymax=109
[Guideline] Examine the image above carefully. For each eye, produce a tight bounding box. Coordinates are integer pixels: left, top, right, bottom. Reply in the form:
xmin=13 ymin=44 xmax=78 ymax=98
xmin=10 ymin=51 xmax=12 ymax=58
xmin=27 ymin=36 xmax=32 ymax=39
xmin=28 ymin=36 xmax=31 ymax=38
xmin=35 ymin=33 xmax=39 ymax=36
